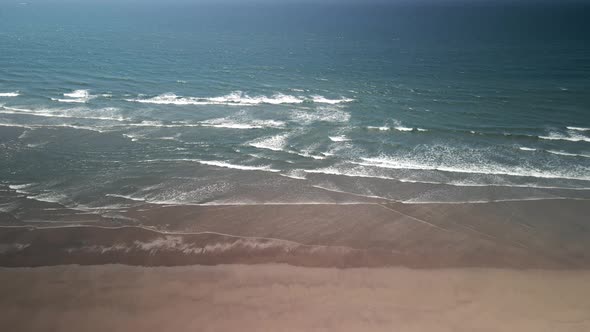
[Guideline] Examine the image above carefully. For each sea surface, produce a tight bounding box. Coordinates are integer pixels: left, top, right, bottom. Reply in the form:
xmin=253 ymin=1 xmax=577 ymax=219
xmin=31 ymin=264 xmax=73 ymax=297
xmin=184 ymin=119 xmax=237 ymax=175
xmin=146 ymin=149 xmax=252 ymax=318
xmin=1 ymin=2 xmax=590 ymax=218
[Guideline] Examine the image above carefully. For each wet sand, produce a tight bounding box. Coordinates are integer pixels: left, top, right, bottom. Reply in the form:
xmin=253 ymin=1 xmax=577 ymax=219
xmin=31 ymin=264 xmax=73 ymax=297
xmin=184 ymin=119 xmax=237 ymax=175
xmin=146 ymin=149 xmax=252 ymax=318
xmin=1 ymin=199 xmax=590 ymax=268
xmin=1 ymin=264 xmax=590 ymax=332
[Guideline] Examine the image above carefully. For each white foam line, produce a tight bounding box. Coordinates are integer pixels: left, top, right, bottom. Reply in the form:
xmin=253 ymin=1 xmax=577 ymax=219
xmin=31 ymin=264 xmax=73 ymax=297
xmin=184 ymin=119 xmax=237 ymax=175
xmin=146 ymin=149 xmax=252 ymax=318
xmin=136 ymin=159 xmax=281 ymax=172
xmin=567 ymin=127 xmax=590 ymax=132
xmin=539 ymin=134 xmax=590 ymax=143
xmin=0 ymin=122 xmax=104 ymax=133
xmin=547 ymin=150 xmax=590 ymax=158
xmin=0 ymin=92 xmax=19 ymax=97
xmin=0 ymin=109 xmax=127 ymax=122
xmin=402 ymin=197 xmax=590 ymax=204
xmin=303 ymin=168 xmax=590 ymax=191
xmin=127 ymin=92 xmax=355 ymax=106
xmin=355 ymin=158 xmax=590 ymax=182
xmin=194 ymin=160 xmax=281 ymax=172
xmin=329 ymin=135 xmax=351 ymax=142
xmin=0 ymin=123 xmax=33 ymax=129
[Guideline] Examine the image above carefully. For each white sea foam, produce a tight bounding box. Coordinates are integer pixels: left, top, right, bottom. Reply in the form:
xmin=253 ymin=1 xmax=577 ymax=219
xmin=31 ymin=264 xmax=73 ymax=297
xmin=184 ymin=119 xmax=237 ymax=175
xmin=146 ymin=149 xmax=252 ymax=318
xmin=53 ymin=90 xmax=94 ymax=103
xmin=547 ymin=150 xmax=590 ymax=158
xmin=128 ymin=91 xmax=354 ymax=106
xmin=356 ymin=155 xmax=590 ymax=181
xmin=539 ymin=132 xmax=590 ymax=143
xmin=0 ymin=92 xmax=19 ymax=97
xmin=296 ymin=151 xmax=326 ymax=160
xmin=0 ymin=105 xmax=127 ymax=122
xmin=0 ymin=122 xmax=33 ymax=129
xmin=394 ymin=126 xmax=413 ymax=132
xmin=127 ymin=91 xmax=303 ymax=106
xmin=302 ymin=167 xmax=590 ymax=191
xmin=280 ymin=169 xmax=308 ymax=180
xmin=29 ymin=192 xmax=68 ymax=204
xmin=0 ymin=121 xmax=103 ymax=132
xmin=248 ymin=134 xmax=289 ymax=152
xmin=329 ymin=135 xmax=351 ymax=142
xmin=367 ymin=126 xmax=390 ymax=131
xmin=199 ymin=118 xmax=285 ymax=129
xmin=8 ymin=183 xmax=35 ymax=194
xmin=194 ymin=160 xmax=280 ymax=172
xmin=367 ymin=125 xmax=427 ymax=132
xmin=310 ymin=95 xmax=355 ymax=104
xmin=519 ymin=147 xmax=537 ymax=151
xmin=290 ymin=107 xmax=351 ymax=124
xmin=567 ymin=126 xmax=590 ymax=132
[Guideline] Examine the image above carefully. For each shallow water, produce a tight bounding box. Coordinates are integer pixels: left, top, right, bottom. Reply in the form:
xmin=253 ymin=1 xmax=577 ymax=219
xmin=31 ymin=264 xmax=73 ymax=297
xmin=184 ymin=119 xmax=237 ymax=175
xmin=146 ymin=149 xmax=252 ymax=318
xmin=1 ymin=2 xmax=589 ymax=214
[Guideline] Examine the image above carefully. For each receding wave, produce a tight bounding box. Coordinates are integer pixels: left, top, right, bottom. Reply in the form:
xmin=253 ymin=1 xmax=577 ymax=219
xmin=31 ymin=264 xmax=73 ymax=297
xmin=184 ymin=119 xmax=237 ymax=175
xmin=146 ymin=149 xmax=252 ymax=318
xmin=127 ymin=91 xmax=354 ymax=106
xmin=194 ymin=160 xmax=280 ymax=172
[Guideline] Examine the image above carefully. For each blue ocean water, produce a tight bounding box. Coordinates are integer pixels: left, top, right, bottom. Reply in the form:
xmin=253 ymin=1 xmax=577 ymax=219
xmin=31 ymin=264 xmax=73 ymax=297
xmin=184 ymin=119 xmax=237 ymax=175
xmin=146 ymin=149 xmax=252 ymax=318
xmin=1 ymin=2 xmax=590 ymax=210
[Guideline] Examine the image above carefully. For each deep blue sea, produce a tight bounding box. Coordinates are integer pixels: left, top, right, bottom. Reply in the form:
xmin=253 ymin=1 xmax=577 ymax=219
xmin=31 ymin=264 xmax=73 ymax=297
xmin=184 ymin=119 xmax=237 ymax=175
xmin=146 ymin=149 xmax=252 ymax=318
xmin=1 ymin=2 xmax=590 ymax=211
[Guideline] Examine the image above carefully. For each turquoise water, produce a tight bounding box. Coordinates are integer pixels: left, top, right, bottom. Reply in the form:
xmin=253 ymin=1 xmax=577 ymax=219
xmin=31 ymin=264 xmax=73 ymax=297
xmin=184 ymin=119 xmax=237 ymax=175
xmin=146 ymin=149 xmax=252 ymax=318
xmin=1 ymin=2 xmax=590 ymax=210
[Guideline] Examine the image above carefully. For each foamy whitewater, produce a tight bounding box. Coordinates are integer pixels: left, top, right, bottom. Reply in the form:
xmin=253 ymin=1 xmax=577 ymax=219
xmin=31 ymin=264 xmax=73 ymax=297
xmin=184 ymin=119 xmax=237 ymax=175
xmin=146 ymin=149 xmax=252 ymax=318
xmin=1 ymin=2 xmax=589 ymax=213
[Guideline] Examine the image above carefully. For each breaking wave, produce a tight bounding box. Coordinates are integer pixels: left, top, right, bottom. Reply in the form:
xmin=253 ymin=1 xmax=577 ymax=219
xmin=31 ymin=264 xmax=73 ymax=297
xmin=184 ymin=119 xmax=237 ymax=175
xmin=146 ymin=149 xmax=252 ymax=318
xmin=567 ymin=127 xmax=590 ymax=132
xmin=329 ymin=135 xmax=351 ymax=142
xmin=199 ymin=117 xmax=286 ymax=129
xmin=52 ymin=90 xmax=95 ymax=103
xmin=539 ymin=132 xmax=590 ymax=143
xmin=127 ymin=91 xmax=354 ymax=106
xmin=248 ymin=134 xmax=290 ymax=152
xmin=355 ymin=155 xmax=590 ymax=181
xmin=290 ymin=107 xmax=351 ymax=124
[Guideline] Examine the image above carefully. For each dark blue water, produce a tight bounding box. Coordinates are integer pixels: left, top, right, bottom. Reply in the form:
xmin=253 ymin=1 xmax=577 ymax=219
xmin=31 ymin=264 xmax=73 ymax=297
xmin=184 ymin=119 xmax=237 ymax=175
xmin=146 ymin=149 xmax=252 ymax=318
xmin=1 ymin=2 xmax=590 ymax=210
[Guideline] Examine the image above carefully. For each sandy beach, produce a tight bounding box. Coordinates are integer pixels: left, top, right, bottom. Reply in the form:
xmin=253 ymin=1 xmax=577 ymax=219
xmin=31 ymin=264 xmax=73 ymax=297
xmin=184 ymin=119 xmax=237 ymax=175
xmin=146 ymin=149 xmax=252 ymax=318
xmin=2 ymin=200 xmax=590 ymax=331
xmin=1 ymin=264 xmax=590 ymax=332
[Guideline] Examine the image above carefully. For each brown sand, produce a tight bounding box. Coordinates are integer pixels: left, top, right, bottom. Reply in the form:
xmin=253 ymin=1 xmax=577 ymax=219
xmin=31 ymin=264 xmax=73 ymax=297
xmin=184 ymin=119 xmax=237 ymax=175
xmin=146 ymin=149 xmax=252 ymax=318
xmin=2 ymin=200 xmax=590 ymax=269
xmin=2 ymin=200 xmax=590 ymax=331
xmin=1 ymin=264 xmax=590 ymax=332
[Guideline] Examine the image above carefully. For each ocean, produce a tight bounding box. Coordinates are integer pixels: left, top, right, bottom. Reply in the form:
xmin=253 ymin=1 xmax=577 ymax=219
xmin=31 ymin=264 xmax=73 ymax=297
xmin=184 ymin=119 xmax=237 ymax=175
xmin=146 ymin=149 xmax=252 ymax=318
xmin=1 ymin=1 xmax=590 ymax=217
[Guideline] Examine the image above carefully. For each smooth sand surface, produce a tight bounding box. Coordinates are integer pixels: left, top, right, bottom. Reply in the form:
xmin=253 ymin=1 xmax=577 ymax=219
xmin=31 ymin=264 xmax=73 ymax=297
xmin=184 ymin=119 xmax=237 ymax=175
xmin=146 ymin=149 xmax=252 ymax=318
xmin=1 ymin=264 xmax=590 ymax=332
